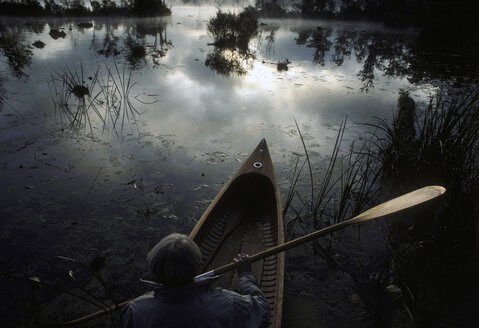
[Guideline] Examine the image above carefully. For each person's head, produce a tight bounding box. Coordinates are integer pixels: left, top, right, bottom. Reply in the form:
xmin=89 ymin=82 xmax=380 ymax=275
xmin=147 ymin=233 xmax=202 ymax=286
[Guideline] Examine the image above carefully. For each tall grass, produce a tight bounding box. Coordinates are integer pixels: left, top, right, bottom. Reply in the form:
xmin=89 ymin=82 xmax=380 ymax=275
xmin=285 ymin=117 xmax=381 ymax=255
xmin=284 ymin=87 xmax=479 ymax=325
xmin=367 ymin=87 xmax=479 ymax=326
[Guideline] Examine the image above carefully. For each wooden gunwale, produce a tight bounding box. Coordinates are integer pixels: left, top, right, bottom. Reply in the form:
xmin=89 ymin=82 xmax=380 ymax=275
xmin=189 ymin=139 xmax=284 ymax=328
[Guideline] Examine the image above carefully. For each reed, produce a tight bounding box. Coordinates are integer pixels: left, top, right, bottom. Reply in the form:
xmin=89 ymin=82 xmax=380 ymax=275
xmin=49 ymin=61 xmax=145 ymax=136
xmin=366 ymin=87 xmax=479 ymax=325
xmin=285 ymin=88 xmax=478 ymax=325
xmin=285 ymin=117 xmax=381 ymax=255
xmin=49 ymin=62 xmax=103 ymax=133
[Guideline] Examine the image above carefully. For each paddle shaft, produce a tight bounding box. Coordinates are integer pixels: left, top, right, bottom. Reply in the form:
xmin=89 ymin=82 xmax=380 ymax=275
xmin=212 ymin=185 xmax=446 ymax=275
xmin=44 ymin=185 xmax=445 ymax=327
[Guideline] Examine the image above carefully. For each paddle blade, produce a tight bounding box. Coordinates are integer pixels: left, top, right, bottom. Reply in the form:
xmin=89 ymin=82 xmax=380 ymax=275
xmin=351 ymin=185 xmax=446 ymax=223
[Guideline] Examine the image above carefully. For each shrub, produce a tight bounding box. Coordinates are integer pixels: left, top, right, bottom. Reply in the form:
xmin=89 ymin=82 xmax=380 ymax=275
xmin=207 ymin=6 xmax=259 ymax=48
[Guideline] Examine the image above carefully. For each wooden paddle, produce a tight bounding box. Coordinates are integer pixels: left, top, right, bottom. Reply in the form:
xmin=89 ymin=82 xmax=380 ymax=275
xmin=43 ymin=185 xmax=445 ymax=327
xmin=201 ymin=185 xmax=446 ymax=277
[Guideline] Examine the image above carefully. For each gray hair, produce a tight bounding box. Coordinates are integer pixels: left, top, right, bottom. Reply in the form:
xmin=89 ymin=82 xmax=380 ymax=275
xmin=147 ymin=233 xmax=202 ymax=286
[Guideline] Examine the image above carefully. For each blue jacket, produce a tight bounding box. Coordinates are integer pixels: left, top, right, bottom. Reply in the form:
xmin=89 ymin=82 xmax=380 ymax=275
xmin=120 ymin=273 xmax=271 ymax=328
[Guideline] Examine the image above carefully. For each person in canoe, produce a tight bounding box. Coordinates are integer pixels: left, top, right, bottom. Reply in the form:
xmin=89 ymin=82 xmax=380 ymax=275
xmin=120 ymin=233 xmax=271 ymax=328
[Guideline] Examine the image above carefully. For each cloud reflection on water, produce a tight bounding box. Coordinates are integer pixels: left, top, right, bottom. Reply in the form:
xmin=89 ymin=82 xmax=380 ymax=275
xmin=0 ymin=7 xmax=437 ymax=169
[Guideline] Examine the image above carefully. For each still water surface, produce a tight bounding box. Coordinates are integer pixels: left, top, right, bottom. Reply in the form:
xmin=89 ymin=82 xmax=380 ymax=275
xmin=0 ymin=6 xmax=459 ymax=326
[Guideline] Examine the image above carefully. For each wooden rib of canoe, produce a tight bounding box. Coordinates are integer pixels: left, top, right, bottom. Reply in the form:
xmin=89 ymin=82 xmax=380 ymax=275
xmin=189 ymin=139 xmax=284 ymax=328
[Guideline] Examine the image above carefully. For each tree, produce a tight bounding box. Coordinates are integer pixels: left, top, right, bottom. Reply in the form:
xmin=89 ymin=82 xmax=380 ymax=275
xmin=133 ymin=0 xmax=170 ymax=16
xmin=296 ymin=0 xmax=336 ymax=17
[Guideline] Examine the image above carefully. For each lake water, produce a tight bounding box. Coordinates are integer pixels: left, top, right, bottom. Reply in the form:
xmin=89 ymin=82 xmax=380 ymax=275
xmin=0 ymin=6 xmax=472 ymax=327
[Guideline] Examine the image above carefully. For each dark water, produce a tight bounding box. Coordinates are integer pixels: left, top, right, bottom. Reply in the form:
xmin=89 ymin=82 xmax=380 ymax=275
xmin=0 ymin=6 xmax=476 ymax=327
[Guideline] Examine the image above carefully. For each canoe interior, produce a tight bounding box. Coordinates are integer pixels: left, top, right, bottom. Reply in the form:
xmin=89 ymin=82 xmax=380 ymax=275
xmin=192 ymin=172 xmax=282 ymax=326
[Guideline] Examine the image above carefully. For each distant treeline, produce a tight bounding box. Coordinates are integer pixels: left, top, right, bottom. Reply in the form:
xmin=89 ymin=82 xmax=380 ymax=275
xmin=255 ymin=0 xmax=479 ymax=25
xmin=254 ymin=0 xmax=479 ymax=55
xmin=0 ymin=0 xmax=171 ymax=17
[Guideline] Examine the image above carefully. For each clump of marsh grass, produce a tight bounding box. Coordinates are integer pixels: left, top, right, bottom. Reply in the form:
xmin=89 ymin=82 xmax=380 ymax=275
xmin=49 ymin=62 xmax=103 ymax=133
xmin=283 ymin=87 xmax=479 ymax=326
xmin=367 ymin=87 xmax=479 ymax=326
xmin=368 ymin=87 xmax=479 ymax=192
xmin=49 ymin=61 xmax=155 ymax=135
xmin=207 ymin=6 xmax=259 ymax=49
xmin=205 ymin=7 xmax=259 ymax=76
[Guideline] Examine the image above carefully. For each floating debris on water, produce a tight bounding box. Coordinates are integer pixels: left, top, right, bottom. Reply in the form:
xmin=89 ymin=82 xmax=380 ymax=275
xmin=205 ymin=151 xmax=229 ymax=165
xmin=189 ymin=184 xmax=209 ymax=192
xmin=195 ymin=199 xmax=212 ymax=205
xmin=32 ymin=40 xmax=45 ymax=49
xmin=49 ymin=29 xmax=66 ymax=40
xmin=385 ymin=284 xmax=402 ymax=300
xmin=29 ymin=276 xmax=41 ymax=284
xmin=164 ymin=214 xmax=179 ymax=220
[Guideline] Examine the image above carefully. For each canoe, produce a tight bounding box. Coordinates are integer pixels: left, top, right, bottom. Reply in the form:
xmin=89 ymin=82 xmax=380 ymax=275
xmin=46 ymin=139 xmax=284 ymax=328
xmin=189 ymin=139 xmax=284 ymax=328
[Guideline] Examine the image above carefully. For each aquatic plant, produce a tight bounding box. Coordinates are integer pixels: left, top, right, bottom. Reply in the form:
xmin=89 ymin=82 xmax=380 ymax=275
xmin=99 ymin=61 xmax=148 ymax=135
xmin=285 ymin=117 xmax=381 ymax=255
xmin=49 ymin=29 xmax=66 ymax=40
xmin=49 ymin=62 xmax=103 ymax=133
xmin=49 ymin=61 xmax=154 ymax=135
xmin=365 ymin=88 xmax=479 ymax=326
xmin=282 ymin=88 xmax=479 ymax=325
xmin=32 ymin=40 xmax=46 ymax=48
xmin=205 ymin=7 xmax=259 ymax=77
xmin=207 ymin=6 xmax=259 ymax=49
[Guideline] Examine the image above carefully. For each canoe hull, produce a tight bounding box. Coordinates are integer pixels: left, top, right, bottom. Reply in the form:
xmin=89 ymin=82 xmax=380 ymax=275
xmin=190 ymin=139 xmax=284 ymax=328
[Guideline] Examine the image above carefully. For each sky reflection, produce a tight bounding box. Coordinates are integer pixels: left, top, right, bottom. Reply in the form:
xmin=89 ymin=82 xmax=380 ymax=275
xmin=0 ymin=7 xmax=438 ymax=171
